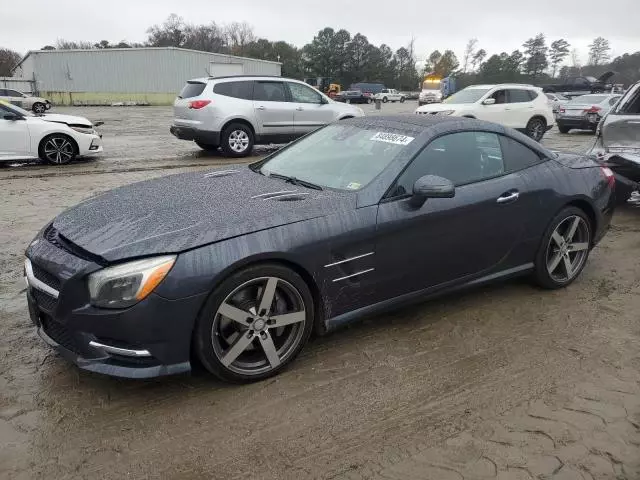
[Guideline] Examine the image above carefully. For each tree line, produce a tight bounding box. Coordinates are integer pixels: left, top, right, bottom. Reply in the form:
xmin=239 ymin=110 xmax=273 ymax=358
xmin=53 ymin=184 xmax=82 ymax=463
xmin=2 ymin=14 xmax=640 ymax=90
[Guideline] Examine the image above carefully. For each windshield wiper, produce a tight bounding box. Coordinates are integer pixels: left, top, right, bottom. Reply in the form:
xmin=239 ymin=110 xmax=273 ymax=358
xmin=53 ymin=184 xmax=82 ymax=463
xmin=267 ymin=173 xmax=323 ymax=190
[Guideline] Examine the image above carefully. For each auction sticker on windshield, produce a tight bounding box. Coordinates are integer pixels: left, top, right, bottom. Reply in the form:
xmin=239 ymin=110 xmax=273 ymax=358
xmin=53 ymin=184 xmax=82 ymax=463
xmin=370 ymin=132 xmax=415 ymax=146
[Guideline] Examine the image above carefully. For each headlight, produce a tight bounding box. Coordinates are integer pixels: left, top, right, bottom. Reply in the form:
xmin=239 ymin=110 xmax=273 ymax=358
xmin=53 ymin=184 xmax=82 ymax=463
xmin=437 ymin=110 xmax=455 ymax=115
xmin=69 ymin=125 xmax=96 ymax=135
xmin=88 ymin=255 xmax=176 ymax=309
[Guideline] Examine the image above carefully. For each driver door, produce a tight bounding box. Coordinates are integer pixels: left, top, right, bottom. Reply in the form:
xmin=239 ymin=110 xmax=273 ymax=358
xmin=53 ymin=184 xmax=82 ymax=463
xmin=0 ymin=103 xmax=30 ymax=159
xmin=286 ymin=82 xmax=335 ymax=135
xmin=375 ymin=131 xmax=527 ymax=300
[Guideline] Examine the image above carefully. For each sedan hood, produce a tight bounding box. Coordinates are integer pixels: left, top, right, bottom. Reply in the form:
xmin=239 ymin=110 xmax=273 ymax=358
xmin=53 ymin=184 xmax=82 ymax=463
xmin=39 ymin=113 xmax=93 ymax=127
xmin=51 ymin=167 xmax=355 ymax=261
xmin=415 ymin=102 xmax=463 ymax=113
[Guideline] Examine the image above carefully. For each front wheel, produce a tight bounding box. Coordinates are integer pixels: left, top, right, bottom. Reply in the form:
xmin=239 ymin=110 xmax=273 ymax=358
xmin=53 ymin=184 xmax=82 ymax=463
xmin=194 ymin=264 xmax=314 ymax=383
xmin=32 ymin=102 xmax=46 ymax=114
xmin=533 ymin=207 xmax=592 ymax=289
xmin=557 ymin=125 xmax=571 ymax=134
xmin=400 ymin=97 xmax=406 ymax=103
xmin=382 ymin=97 xmax=388 ymax=103
xmin=38 ymin=134 xmax=77 ymax=165
xmin=220 ymin=123 xmax=254 ymax=158
xmin=526 ymin=117 xmax=547 ymax=142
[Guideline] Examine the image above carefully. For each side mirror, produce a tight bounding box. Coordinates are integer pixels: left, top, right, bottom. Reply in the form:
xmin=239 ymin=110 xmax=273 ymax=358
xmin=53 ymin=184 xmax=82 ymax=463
xmin=3 ymin=113 xmax=23 ymax=121
xmin=410 ymin=175 xmax=455 ymax=207
xmin=482 ymin=98 xmax=496 ymax=105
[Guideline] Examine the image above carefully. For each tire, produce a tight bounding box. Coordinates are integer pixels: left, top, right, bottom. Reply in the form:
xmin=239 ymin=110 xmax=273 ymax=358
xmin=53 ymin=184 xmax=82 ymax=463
xmin=32 ymin=102 xmax=46 ymax=114
xmin=38 ymin=134 xmax=77 ymax=165
xmin=557 ymin=125 xmax=571 ymax=134
xmin=220 ymin=123 xmax=254 ymax=158
xmin=533 ymin=207 xmax=592 ymax=289
xmin=400 ymin=97 xmax=406 ymax=103
xmin=382 ymin=96 xmax=388 ymax=103
xmin=346 ymin=99 xmax=351 ymax=104
xmin=194 ymin=263 xmax=314 ymax=383
xmin=195 ymin=142 xmax=219 ymax=152
xmin=526 ymin=117 xmax=547 ymax=142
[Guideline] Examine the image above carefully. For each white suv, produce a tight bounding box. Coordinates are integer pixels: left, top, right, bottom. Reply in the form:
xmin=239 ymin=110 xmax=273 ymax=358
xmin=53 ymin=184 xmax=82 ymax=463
xmin=171 ymin=76 xmax=365 ymax=157
xmin=415 ymin=84 xmax=555 ymax=141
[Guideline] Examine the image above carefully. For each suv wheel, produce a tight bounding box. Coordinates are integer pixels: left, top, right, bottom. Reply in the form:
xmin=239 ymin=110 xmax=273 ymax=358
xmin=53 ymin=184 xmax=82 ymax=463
xmin=400 ymin=97 xmax=406 ymax=103
xmin=32 ymin=102 xmax=47 ymax=114
xmin=221 ymin=123 xmax=254 ymax=158
xmin=526 ymin=117 xmax=547 ymax=142
xmin=382 ymin=96 xmax=388 ymax=103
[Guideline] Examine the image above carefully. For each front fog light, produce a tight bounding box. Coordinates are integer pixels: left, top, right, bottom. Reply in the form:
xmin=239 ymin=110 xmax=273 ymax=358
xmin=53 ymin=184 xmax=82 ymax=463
xmin=88 ymin=255 xmax=176 ymax=308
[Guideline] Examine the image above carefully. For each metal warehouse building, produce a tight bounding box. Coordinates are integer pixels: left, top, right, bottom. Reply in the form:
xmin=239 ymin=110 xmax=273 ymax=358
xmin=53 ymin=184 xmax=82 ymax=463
xmin=12 ymin=47 xmax=281 ymax=106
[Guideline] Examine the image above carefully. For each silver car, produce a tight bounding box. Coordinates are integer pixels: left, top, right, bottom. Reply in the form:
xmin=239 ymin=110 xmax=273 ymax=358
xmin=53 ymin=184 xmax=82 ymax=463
xmin=170 ymin=76 xmax=365 ymax=157
xmin=545 ymin=92 xmax=569 ymax=113
xmin=0 ymin=89 xmax=51 ymax=113
xmin=555 ymin=94 xmax=621 ymax=133
xmin=589 ymin=81 xmax=640 ymax=203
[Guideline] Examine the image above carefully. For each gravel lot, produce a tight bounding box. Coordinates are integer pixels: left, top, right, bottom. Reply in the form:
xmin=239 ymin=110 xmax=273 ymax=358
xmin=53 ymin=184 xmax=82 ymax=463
xmin=1 ymin=105 xmax=639 ymax=480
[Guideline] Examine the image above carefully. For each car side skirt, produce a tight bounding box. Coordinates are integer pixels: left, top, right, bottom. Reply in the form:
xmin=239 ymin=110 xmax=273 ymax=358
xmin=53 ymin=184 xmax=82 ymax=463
xmin=324 ymin=263 xmax=535 ymax=332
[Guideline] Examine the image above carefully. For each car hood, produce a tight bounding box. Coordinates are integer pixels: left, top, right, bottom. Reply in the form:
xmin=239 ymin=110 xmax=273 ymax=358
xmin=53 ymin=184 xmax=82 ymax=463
xmin=38 ymin=113 xmax=94 ymax=127
xmin=51 ymin=167 xmax=355 ymax=262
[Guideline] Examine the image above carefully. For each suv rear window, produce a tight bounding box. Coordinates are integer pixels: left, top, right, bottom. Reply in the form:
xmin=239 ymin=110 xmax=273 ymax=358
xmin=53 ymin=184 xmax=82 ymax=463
xmin=213 ymin=81 xmax=253 ymax=100
xmin=179 ymin=82 xmax=207 ymax=99
xmin=508 ymin=89 xmax=534 ymax=103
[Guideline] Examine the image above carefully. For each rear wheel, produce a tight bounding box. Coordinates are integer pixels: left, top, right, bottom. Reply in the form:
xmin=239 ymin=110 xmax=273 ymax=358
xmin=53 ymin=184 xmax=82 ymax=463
xmin=32 ymin=102 xmax=46 ymax=114
xmin=400 ymin=97 xmax=406 ymax=103
xmin=382 ymin=96 xmax=388 ymax=103
xmin=557 ymin=125 xmax=571 ymax=134
xmin=194 ymin=264 xmax=314 ymax=383
xmin=220 ymin=123 xmax=254 ymax=158
xmin=38 ymin=134 xmax=77 ymax=165
xmin=195 ymin=142 xmax=219 ymax=152
xmin=533 ymin=207 xmax=591 ymax=289
xmin=526 ymin=117 xmax=547 ymax=141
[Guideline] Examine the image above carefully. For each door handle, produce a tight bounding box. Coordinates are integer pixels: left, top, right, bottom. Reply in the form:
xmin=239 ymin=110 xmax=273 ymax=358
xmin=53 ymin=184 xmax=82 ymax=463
xmin=497 ymin=191 xmax=520 ymax=204
xmin=256 ymin=106 xmax=266 ymax=110
xmin=296 ymin=107 xmax=304 ymax=111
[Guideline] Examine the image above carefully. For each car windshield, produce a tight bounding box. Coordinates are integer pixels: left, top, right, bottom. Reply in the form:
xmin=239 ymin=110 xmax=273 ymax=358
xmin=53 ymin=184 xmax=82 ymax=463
xmin=570 ymin=95 xmax=608 ymax=104
xmin=257 ymin=124 xmax=413 ymax=191
xmin=0 ymin=100 xmax=33 ymax=117
xmin=444 ymin=88 xmax=490 ymax=104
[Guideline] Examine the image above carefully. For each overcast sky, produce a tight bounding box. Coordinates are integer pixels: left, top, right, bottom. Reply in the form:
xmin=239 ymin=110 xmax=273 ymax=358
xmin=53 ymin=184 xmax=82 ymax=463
xmin=3 ymin=0 xmax=639 ymax=64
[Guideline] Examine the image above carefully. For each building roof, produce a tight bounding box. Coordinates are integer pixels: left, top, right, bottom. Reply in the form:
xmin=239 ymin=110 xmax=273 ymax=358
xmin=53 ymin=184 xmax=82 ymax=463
xmin=13 ymin=46 xmax=281 ymax=72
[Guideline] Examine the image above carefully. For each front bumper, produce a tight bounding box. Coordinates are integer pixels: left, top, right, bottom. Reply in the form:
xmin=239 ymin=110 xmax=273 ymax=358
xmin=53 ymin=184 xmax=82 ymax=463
xmin=25 ymin=234 xmax=205 ymax=378
xmin=170 ymin=125 xmax=220 ymax=145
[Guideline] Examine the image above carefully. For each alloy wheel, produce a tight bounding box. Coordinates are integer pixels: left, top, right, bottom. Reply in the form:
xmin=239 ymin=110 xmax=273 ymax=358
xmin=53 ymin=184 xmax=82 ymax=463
xmin=43 ymin=137 xmax=74 ymax=164
xmin=528 ymin=119 xmax=545 ymax=141
xmin=545 ymin=215 xmax=590 ymax=283
xmin=228 ymin=130 xmax=250 ymax=153
xmin=33 ymin=103 xmax=46 ymax=114
xmin=211 ymin=277 xmax=307 ymax=376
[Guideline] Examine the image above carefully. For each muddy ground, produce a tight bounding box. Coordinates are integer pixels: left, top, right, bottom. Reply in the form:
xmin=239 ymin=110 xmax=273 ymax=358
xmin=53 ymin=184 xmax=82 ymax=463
xmin=1 ymin=106 xmax=638 ymax=480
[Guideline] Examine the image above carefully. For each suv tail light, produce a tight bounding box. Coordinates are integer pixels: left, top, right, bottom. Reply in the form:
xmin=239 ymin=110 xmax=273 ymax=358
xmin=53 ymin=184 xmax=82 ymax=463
xmin=188 ymin=100 xmax=211 ymax=109
xmin=559 ymin=107 xmax=565 ymax=113
xmin=585 ymin=106 xmax=601 ymax=114
xmin=600 ymin=166 xmax=615 ymax=188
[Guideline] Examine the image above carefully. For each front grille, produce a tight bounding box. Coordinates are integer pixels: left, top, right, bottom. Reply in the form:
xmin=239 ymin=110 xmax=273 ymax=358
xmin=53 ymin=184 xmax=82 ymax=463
xmin=41 ymin=315 xmax=81 ymax=354
xmin=32 ymin=288 xmax=58 ymax=311
xmin=31 ymin=263 xmax=61 ymax=290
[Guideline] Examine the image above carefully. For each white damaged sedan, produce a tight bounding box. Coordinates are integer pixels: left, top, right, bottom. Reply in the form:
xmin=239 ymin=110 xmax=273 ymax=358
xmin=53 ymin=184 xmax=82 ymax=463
xmin=0 ymin=100 xmax=103 ymax=165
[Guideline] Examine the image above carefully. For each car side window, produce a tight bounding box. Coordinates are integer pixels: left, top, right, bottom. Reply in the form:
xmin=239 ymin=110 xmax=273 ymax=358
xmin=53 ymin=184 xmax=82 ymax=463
xmin=508 ymin=89 xmax=533 ymax=103
xmin=499 ymin=136 xmax=544 ymax=172
xmin=6 ymin=90 xmax=21 ymax=96
xmin=489 ymin=89 xmax=508 ymax=104
xmin=390 ymin=131 xmax=505 ymax=197
xmin=0 ymin=89 xmax=6 ymax=96
xmin=613 ymin=86 xmax=640 ymax=114
xmin=253 ymin=82 xmax=288 ymax=102
xmin=213 ymin=81 xmax=253 ymax=100
xmin=288 ymin=82 xmax=322 ymax=104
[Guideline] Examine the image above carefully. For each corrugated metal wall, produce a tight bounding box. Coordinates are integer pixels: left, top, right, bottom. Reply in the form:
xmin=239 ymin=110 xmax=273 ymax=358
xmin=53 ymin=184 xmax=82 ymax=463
xmin=26 ymin=48 xmax=281 ymax=94
xmin=0 ymin=77 xmax=35 ymax=93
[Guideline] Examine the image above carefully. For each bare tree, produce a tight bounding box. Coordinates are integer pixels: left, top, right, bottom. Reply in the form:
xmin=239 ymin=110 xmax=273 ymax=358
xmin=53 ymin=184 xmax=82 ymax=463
xmin=146 ymin=14 xmax=186 ymax=47
xmin=225 ymin=22 xmax=256 ymax=55
xmin=463 ymin=38 xmax=478 ymax=73
xmin=588 ymin=37 xmax=611 ymax=66
xmin=55 ymin=39 xmax=94 ymax=49
xmin=183 ymin=23 xmax=227 ymax=53
xmin=0 ymin=48 xmax=21 ymax=76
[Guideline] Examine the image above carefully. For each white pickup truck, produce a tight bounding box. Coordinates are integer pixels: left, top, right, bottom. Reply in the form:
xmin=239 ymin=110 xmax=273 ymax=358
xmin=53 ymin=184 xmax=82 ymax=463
xmin=374 ymin=89 xmax=406 ymax=103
